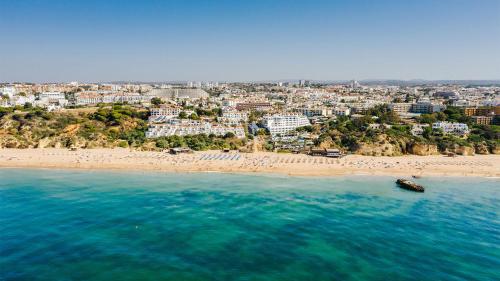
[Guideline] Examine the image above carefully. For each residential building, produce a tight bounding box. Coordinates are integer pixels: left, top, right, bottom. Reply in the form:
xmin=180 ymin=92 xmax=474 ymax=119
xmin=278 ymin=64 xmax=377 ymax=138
xmin=261 ymin=114 xmax=310 ymax=137
xmin=432 ymin=121 xmax=469 ymax=135
xmin=411 ymin=124 xmax=429 ymax=136
xmin=434 ymin=91 xmax=459 ymax=99
xmin=146 ymin=118 xmax=245 ymax=138
xmin=411 ymin=101 xmax=445 ymax=114
xmin=297 ymin=107 xmax=332 ymax=117
xmin=0 ymin=87 xmax=17 ymax=98
xmin=236 ymin=102 xmax=272 ymax=111
xmin=389 ymin=103 xmax=412 ymax=114
xmin=218 ymin=109 xmax=248 ymax=125
xmin=332 ymin=106 xmax=351 ymax=116
xmin=149 ymin=105 xmax=183 ymax=122
xmin=75 ymin=92 xmax=101 ymax=105
xmin=147 ymin=88 xmax=209 ymax=99
xmin=75 ymin=92 xmax=146 ymax=105
xmin=471 ymin=116 xmax=494 ymax=125
xmin=39 ymin=92 xmax=65 ymax=100
xmin=464 ymin=106 xmax=497 ymax=117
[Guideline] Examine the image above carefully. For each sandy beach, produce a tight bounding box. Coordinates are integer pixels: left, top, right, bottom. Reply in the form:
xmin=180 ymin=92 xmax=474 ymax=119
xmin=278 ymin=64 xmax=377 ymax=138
xmin=0 ymin=148 xmax=499 ymax=177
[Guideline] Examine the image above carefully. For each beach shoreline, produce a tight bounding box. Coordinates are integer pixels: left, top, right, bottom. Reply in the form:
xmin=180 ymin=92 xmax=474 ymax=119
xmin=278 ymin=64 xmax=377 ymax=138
xmin=1 ymin=148 xmax=499 ymax=178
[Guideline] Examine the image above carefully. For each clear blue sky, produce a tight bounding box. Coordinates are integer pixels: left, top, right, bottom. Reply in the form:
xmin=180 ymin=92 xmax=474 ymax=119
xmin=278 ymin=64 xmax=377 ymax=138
xmin=1 ymin=0 xmax=499 ymax=82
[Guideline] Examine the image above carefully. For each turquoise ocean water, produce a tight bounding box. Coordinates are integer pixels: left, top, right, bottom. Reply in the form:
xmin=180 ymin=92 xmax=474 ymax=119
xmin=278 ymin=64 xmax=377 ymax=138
xmin=0 ymin=169 xmax=499 ymax=281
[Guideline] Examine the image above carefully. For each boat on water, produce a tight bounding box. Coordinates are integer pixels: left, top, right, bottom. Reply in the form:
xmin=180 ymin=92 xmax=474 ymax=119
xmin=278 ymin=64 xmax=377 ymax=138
xmin=396 ymin=179 xmax=425 ymax=192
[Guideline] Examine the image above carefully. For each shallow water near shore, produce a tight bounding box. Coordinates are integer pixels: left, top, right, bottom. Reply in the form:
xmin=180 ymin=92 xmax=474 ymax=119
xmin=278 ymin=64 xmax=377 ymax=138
xmin=1 ymin=169 xmax=499 ymax=280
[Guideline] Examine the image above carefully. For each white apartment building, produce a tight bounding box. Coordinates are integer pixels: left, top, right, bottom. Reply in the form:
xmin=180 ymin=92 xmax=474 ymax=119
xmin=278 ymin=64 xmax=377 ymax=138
xmin=103 ymin=92 xmax=145 ymax=104
xmin=297 ymin=107 xmax=332 ymax=117
xmin=261 ymin=114 xmax=310 ymax=137
xmin=222 ymin=99 xmax=238 ymax=107
xmin=411 ymin=101 xmax=445 ymax=114
xmin=150 ymin=106 xmax=182 ymax=118
xmin=35 ymin=92 xmax=68 ymax=109
xmin=149 ymin=106 xmax=183 ymax=122
xmin=389 ymin=103 xmax=413 ymax=114
xmin=452 ymin=99 xmax=472 ymax=107
xmin=350 ymin=102 xmax=380 ymax=114
xmin=432 ymin=122 xmax=469 ymax=135
xmin=75 ymin=92 xmax=146 ymax=105
xmin=332 ymin=106 xmax=351 ymax=116
xmin=9 ymin=94 xmax=36 ymax=106
xmin=218 ymin=109 xmax=248 ymax=125
xmin=0 ymin=87 xmax=36 ymax=107
xmin=39 ymin=92 xmax=65 ymax=99
xmin=146 ymin=118 xmax=245 ymax=138
xmin=75 ymin=92 xmax=102 ymax=105
xmin=0 ymin=87 xmax=17 ymax=98
xmin=411 ymin=124 xmax=429 ymax=136
xmin=389 ymin=101 xmax=445 ymax=115
xmin=147 ymin=88 xmax=209 ymax=99
xmin=0 ymin=97 xmax=10 ymax=107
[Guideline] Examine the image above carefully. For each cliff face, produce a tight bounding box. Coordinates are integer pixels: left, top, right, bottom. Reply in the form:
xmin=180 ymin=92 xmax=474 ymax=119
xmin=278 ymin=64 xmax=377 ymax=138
xmin=355 ymin=141 xmax=484 ymax=157
xmin=0 ymin=134 xmax=115 ymax=149
xmin=408 ymin=143 xmax=439 ymax=156
xmin=451 ymin=145 xmax=475 ymax=156
xmin=318 ymin=137 xmax=335 ymax=150
xmin=355 ymin=143 xmax=400 ymax=156
xmin=0 ymin=135 xmax=24 ymax=148
xmin=354 ymin=135 xmax=407 ymax=156
xmin=492 ymin=146 xmax=500 ymax=155
xmin=474 ymin=143 xmax=490 ymax=155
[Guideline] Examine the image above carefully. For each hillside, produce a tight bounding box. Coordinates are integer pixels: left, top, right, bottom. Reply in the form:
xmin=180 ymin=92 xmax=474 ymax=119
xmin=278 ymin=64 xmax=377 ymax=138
xmin=1 ymin=104 xmax=498 ymax=155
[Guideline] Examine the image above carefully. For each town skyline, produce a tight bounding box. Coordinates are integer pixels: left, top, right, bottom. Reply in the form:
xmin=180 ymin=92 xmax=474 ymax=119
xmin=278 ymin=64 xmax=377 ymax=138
xmin=3 ymin=79 xmax=500 ymax=85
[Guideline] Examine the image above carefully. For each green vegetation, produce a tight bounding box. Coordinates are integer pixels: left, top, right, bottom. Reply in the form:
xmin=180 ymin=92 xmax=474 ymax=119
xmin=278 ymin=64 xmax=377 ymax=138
xmin=0 ymin=103 xmax=250 ymax=151
xmin=189 ymin=113 xmax=200 ymax=120
xmin=0 ymin=105 xmax=149 ymax=149
xmin=150 ymin=97 xmax=164 ymax=106
xmin=295 ymin=125 xmax=313 ymax=133
xmin=195 ymin=107 xmax=221 ymax=117
xmin=311 ymin=105 xmax=498 ymax=154
xmin=1 ymin=103 xmax=497 ymax=154
xmin=248 ymin=110 xmax=264 ymax=122
xmin=153 ymin=134 xmax=246 ymax=151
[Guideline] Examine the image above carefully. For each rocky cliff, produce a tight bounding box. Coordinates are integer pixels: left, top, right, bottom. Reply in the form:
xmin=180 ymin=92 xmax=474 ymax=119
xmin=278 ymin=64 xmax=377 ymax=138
xmin=408 ymin=143 xmax=439 ymax=156
xmin=354 ymin=135 xmax=407 ymax=156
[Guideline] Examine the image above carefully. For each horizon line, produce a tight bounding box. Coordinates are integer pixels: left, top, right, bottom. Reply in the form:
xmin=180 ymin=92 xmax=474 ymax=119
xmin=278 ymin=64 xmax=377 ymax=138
xmin=2 ymin=79 xmax=500 ymax=85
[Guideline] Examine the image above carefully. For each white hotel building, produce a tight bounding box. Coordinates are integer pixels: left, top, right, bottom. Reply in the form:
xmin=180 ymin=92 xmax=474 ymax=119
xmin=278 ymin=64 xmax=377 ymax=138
xmin=150 ymin=106 xmax=182 ymax=119
xmin=332 ymin=106 xmax=351 ymax=116
xmin=261 ymin=114 xmax=310 ymax=137
xmin=75 ymin=92 xmax=146 ymax=105
xmin=35 ymin=92 xmax=68 ymax=109
xmin=297 ymin=107 xmax=332 ymax=117
xmin=146 ymin=118 xmax=245 ymax=139
xmin=217 ymin=109 xmax=248 ymax=125
xmin=432 ymin=121 xmax=470 ymax=136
